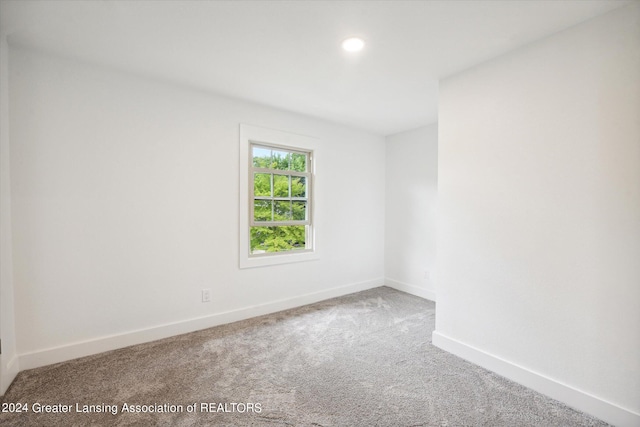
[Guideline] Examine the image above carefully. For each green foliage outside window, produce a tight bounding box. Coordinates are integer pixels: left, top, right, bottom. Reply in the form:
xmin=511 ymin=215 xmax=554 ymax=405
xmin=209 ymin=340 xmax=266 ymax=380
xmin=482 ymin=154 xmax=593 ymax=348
xmin=250 ymin=226 xmax=306 ymax=253
xmin=251 ymin=146 xmax=310 ymax=254
xmin=253 ymin=149 xmax=306 ymax=172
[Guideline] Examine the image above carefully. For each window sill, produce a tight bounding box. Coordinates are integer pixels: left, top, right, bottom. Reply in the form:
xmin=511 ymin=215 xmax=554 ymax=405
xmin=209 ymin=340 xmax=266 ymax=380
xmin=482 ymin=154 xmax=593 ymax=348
xmin=240 ymin=250 xmax=319 ymax=269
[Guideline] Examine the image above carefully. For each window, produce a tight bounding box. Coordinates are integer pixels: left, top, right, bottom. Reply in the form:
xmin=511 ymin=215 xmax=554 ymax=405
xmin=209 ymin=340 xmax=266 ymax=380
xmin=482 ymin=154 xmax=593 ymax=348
xmin=239 ymin=124 xmax=317 ymax=268
xmin=250 ymin=143 xmax=311 ymax=253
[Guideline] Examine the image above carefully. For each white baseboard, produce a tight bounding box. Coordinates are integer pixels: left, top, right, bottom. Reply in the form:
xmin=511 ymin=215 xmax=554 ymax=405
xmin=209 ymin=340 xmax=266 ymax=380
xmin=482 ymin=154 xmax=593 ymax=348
xmin=1 ymin=354 xmax=19 ymax=396
xmin=385 ymin=278 xmax=436 ymax=302
xmin=19 ymin=278 xmax=384 ymax=371
xmin=432 ymin=331 xmax=640 ymax=427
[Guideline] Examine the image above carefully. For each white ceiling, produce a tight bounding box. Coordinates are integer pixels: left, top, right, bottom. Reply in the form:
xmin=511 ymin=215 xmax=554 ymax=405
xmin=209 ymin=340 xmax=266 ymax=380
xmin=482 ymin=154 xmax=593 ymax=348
xmin=0 ymin=0 xmax=630 ymax=135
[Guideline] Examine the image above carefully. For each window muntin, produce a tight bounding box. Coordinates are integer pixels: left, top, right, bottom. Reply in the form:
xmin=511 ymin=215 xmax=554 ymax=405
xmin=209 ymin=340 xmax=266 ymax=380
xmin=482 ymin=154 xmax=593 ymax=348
xmin=249 ymin=142 xmax=312 ymax=255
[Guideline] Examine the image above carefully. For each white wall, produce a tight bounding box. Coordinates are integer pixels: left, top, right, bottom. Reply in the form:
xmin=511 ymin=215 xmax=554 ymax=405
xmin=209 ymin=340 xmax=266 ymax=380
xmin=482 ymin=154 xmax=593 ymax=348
xmin=0 ymin=33 xmax=19 ymax=395
xmin=434 ymin=4 xmax=640 ymax=426
xmin=385 ymin=124 xmax=437 ymax=301
xmin=8 ymin=46 xmax=385 ymax=368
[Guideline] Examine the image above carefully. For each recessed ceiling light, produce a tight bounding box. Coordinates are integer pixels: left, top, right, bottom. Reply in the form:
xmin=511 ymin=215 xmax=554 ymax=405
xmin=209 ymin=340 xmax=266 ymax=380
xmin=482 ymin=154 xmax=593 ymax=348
xmin=342 ymin=37 xmax=365 ymax=52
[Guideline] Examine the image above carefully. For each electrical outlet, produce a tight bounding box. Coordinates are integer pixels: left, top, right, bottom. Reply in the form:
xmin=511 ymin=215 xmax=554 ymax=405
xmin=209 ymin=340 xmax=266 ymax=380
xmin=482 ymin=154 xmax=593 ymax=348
xmin=424 ymin=270 xmax=430 ymax=280
xmin=202 ymin=289 xmax=211 ymax=303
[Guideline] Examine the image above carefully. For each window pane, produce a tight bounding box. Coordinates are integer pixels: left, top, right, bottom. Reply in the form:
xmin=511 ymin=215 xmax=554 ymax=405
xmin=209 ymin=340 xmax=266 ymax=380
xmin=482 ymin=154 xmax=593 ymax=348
xmin=252 ymin=147 xmax=272 ymax=168
xmin=254 ymin=173 xmax=271 ymax=197
xmin=254 ymin=200 xmax=272 ymax=222
xmin=273 ymin=174 xmax=290 ymax=197
xmin=291 ymin=153 xmax=306 ymax=172
xmin=292 ymin=201 xmax=307 ymax=221
xmin=250 ymin=225 xmax=306 ymax=254
xmin=291 ymin=176 xmax=306 ymax=197
xmin=271 ymin=150 xmax=290 ymax=170
xmin=274 ymin=200 xmax=292 ymax=221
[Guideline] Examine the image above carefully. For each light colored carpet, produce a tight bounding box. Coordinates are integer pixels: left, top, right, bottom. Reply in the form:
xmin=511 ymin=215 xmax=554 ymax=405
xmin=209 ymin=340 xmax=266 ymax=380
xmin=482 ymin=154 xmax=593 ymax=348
xmin=0 ymin=287 xmax=608 ymax=426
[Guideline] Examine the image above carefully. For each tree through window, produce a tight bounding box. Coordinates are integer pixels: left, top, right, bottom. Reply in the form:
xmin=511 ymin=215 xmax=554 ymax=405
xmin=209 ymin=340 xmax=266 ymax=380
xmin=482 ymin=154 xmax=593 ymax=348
xmin=249 ymin=143 xmax=313 ymax=255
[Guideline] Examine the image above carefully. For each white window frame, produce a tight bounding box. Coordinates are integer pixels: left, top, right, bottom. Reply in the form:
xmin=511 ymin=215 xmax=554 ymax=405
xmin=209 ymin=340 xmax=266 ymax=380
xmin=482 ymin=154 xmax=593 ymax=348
xmin=250 ymin=142 xmax=311 ymax=229
xmin=239 ymin=124 xmax=318 ymax=268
